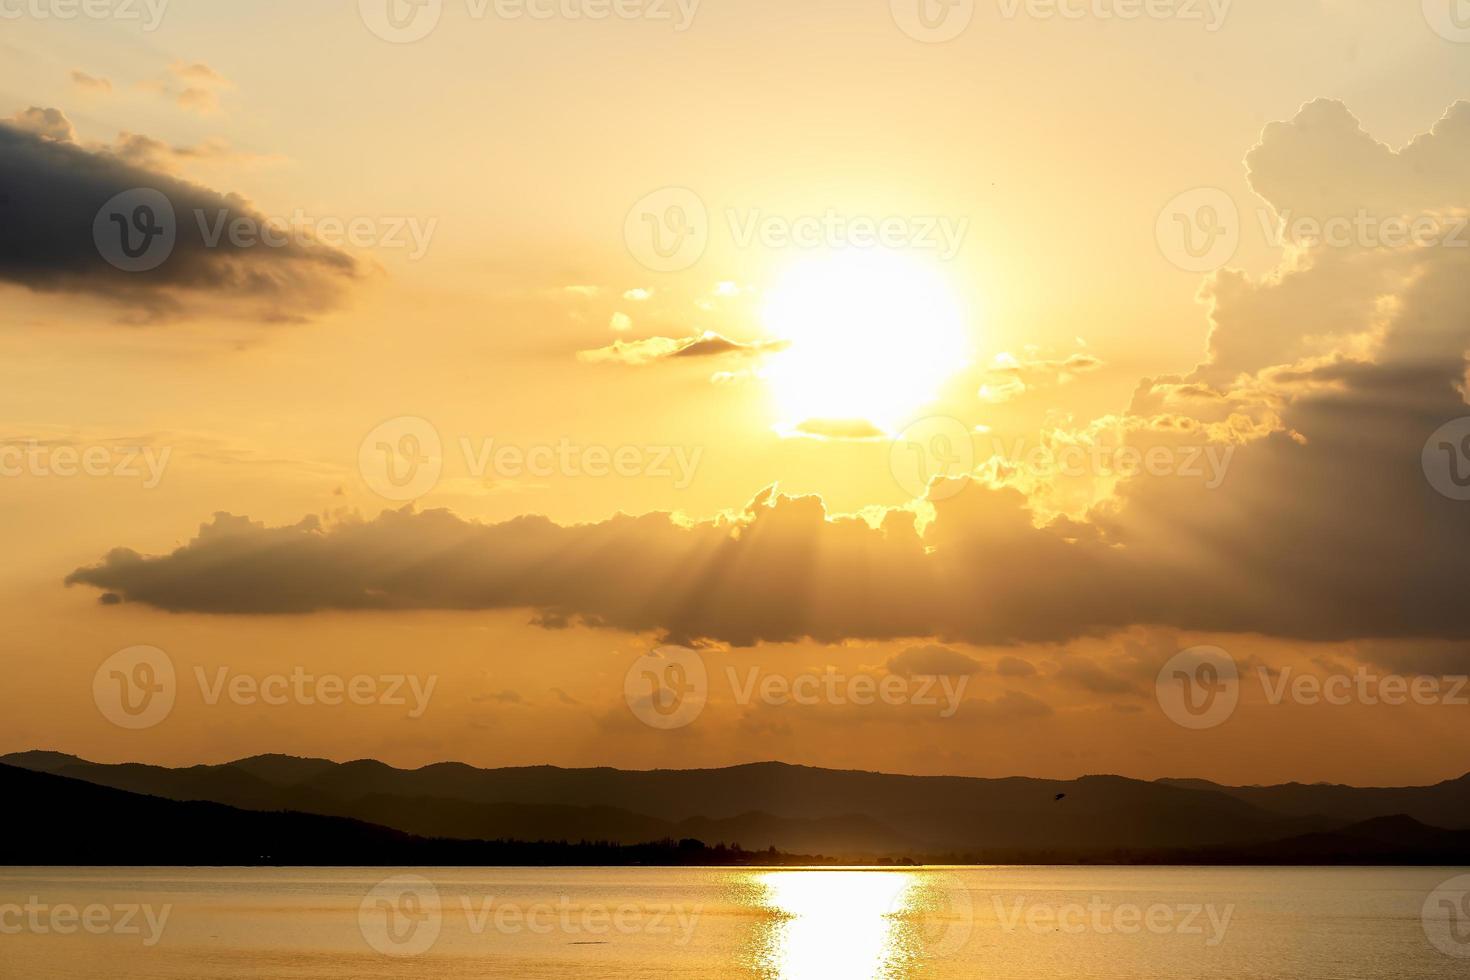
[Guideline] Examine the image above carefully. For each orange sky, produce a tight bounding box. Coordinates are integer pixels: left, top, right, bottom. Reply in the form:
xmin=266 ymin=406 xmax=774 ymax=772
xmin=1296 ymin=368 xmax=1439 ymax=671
xmin=2 ymin=1 xmax=1470 ymax=786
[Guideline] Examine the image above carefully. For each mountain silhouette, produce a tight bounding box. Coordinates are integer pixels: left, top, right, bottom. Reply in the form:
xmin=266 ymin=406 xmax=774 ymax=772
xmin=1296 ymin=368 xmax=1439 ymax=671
xmin=0 ymin=764 xmax=823 ymax=866
xmin=8 ymin=751 xmax=1468 ymax=861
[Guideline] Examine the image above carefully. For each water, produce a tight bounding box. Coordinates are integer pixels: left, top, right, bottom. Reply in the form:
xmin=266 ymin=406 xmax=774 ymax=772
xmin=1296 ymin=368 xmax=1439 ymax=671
xmin=0 ymin=866 xmax=1465 ymax=978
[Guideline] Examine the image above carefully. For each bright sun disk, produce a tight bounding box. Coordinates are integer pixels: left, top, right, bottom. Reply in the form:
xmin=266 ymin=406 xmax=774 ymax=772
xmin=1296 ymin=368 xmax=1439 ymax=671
xmin=760 ymin=251 xmax=972 ymax=435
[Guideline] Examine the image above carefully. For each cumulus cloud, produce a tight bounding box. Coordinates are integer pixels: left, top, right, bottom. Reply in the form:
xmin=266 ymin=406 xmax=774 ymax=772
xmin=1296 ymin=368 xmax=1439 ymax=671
xmin=8 ymin=107 xmax=75 ymax=142
xmin=1247 ymin=99 xmax=1470 ymax=221
xmin=65 ymin=100 xmax=1470 ymax=648
xmin=0 ymin=109 xmax=360 ymax=322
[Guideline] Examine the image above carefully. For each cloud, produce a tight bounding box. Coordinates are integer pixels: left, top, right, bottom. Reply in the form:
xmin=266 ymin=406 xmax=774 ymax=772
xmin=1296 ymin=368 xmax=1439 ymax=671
xmin=108 ymin=132 xmax=282 ymax=175
xmin=969 ymin=690 xmax=1053 ymax=720
xmin=171 ymin=62 xmax=229 ymax=86
xmin=886 ymin=644 xmax=983 ymax=677
xmin=1054 ymin=657 xmax=1142 ymax=697
xmin=141 ymin=62 xmax=234 ymax=115
xmin=64 ymin=100 xmax=1470 ymax=649
xmin=979 ymin=351 xmax=1104 ymax=404
xmin=8 ymin=107 xmax=75 ymax=142
xmin=788 ymin=419 xmax=887 ymax=441
xmin=996 ymin=655 xmax=1038 ymax=677
xmin=578 ymin=332 xmax=786 ymax=365
xmin=471 ymin=689 xmax=524 ymax=705
xmin=609 ymin=312 xmax=632 ymax=332
xmin=0 ymin=109 xmax=360 ymax=322
xmin=1352 ymin=640 xmax=1470 ymax=677
xmin=70 ymin=71 xmax=113 ymax=96
xmin=1246 ymin=99 xmax=1470 ymax=220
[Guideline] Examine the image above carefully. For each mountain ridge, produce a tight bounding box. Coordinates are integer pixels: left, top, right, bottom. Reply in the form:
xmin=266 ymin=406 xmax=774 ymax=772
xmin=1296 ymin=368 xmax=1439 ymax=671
xmin=11 ymin=750 xmax=1465 ymax=856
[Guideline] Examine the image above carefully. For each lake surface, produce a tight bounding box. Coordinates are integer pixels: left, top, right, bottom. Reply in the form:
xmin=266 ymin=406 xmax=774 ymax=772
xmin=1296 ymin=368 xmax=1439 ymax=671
xmin=1 ymin=866 xmax=1466 ymax=978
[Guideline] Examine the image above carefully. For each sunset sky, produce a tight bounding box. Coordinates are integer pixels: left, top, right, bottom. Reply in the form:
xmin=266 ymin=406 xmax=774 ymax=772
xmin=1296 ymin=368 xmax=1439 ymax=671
xmin=3 ymin=0 xmax=1470 ymax=786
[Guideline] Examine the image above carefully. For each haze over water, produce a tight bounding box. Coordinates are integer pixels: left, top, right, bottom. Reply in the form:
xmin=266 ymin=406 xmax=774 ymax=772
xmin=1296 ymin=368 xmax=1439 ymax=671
xmin=1 ymin=866 xmax=1464 ymax=979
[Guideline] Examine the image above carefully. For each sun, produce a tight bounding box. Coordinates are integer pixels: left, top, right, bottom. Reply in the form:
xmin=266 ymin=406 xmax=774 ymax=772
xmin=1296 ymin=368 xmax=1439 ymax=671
xmin=760 ymin=250 xmax=972 ymax=435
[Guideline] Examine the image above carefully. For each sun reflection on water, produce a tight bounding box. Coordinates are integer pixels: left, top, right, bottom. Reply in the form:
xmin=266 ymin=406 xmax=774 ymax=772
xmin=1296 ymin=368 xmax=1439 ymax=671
xmin=747 ymin=870 xmax=969 ymax=979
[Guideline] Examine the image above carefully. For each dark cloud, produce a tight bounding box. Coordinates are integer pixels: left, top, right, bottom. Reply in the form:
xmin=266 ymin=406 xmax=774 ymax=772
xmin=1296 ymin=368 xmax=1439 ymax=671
xmin=672 ymin=334 xmax=788 ymax=358
xmin=0 ymin=109 xmax=359 ymax=322
xmin=1352 ymin=640 xmax=1470 ymax=677
xmin=886 ymin=644 xmax=984 ymax=677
